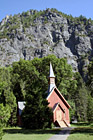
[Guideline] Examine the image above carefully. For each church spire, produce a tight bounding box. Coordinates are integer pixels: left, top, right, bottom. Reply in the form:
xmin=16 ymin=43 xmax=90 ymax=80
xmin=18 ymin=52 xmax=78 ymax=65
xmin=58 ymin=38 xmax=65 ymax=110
xmin=49 ymin=62 xmax=55 ymax=78
xmin=48 ymin=62 xmax=56 ymax=93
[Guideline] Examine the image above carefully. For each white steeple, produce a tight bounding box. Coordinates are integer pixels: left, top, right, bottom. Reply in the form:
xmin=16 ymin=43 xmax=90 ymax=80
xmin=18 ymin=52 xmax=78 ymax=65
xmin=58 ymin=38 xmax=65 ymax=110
xmin=48 ymin=62 xmax=56 ymax=93
xmin=49 ymin=62 xmax=55 ymax=78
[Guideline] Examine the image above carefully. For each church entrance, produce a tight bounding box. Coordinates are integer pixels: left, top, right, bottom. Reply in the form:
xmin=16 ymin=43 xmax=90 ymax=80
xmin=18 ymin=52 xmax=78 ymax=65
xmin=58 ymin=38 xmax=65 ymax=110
xmin=56 ymin=110 xmax=62 ymax=121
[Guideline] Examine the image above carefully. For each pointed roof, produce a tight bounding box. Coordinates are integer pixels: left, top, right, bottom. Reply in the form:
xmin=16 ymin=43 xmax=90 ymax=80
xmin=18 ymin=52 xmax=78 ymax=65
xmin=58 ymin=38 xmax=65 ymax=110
xmin=53 ymin=103 xmax=65 ymax=113
xmin=48 ymin=62 xmax=56 ymax=93
xmin=49 ymin=62 xmax=55 ymax=78
xmin=47 ymin=87 xmax=71 ymax=108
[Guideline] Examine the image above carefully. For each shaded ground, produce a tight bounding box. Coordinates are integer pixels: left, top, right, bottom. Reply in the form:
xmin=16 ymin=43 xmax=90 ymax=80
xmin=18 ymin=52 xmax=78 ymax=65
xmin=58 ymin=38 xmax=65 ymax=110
xmin=3 ymin=127 xmax=61 ymax=135
xmin=3 ymin=127 xmax=61 ymax=140
xmin=71 ymin=127 xmax=93 ymax=135
xmin=71 ymin=122 xmax=93 ymax=127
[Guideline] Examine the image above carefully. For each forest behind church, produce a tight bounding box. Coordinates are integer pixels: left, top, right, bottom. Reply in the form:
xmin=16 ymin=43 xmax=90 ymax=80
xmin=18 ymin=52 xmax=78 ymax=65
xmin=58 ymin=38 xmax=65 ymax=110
xmin=0 ymin=55 xmax=93 ymax=139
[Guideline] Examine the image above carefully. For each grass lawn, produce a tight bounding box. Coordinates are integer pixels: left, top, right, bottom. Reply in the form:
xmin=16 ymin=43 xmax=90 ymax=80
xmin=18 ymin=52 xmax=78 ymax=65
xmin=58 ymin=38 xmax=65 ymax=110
xmin=67 ymin=123 xmax=93 ymax=140
xmin=2 ymin=127 xmax=61 ymax=140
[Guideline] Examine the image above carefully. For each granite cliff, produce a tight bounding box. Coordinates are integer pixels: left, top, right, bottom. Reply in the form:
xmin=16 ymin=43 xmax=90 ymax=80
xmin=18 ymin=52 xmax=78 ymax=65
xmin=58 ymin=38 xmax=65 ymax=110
xmin=0 ymin=8 xmax=93 ymax=79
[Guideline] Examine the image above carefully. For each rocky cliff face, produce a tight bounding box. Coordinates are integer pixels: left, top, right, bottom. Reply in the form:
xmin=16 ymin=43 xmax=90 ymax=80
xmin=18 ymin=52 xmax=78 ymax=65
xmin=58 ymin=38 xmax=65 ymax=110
xmin=0 ymin=8 xmax=93 ymax=79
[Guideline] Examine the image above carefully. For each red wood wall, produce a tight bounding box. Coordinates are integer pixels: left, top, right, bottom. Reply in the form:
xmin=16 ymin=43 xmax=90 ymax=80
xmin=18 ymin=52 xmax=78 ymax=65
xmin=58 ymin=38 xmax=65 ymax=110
xmin=47 ymin=89 xmax=70 ymax=124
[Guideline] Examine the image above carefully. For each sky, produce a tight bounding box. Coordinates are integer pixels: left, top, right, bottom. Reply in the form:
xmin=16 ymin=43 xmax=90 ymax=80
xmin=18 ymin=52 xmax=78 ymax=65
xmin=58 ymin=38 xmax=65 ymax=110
xmin=0 ymin=0 xmax=93 ymax=22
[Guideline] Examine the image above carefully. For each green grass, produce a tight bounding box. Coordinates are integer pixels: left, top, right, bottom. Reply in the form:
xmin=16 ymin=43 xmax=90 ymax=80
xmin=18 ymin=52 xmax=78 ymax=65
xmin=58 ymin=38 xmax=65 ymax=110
xmin=67 ymin=123 xmax=93 ymax=140
xmin=2 ymin=123 xmax=93 ymax=140
xmin=2 ymin=127 xmax=61 ymax=140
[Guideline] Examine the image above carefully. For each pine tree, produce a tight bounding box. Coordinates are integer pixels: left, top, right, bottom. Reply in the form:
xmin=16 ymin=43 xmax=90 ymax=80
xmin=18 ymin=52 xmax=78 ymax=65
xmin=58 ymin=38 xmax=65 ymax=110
xmin=87 ymin=95 xmax=93 ymax=122
xmin=0 ymin=67 xmax=17 ymax=126
xmin=21 ymin=87 xmax=53 ymax=129
xmin=74 ymin=73 xmax=88 ymax=121
xmin=87 ymin=61 xmax=93 ymax=97
xmin=0 ymin=104 xmax=10 ymax=140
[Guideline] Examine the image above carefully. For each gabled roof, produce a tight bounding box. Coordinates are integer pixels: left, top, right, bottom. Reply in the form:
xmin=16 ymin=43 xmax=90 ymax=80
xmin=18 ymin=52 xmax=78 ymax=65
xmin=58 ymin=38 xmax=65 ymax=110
xmin=53 ymin=103 xmax=65 ymax=113
xmin=47 ymin=87 xmax=71 ymax=108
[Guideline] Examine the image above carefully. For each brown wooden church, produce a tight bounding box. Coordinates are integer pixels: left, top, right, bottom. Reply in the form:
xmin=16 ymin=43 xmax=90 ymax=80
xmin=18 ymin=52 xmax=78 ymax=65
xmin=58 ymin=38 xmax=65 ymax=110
xmin=47 ymin=63 xmax=70 ymax=127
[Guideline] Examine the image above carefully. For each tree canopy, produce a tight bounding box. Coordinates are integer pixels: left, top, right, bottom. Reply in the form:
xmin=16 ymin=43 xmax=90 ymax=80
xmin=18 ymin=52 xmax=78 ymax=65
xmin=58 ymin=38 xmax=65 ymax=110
xmin=0 ymin=55 xmax=92 ymax=132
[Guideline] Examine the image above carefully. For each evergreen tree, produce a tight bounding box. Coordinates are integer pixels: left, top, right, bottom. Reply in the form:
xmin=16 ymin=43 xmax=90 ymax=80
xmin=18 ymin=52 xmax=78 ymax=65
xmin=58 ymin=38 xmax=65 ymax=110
xmin=86 ymin=61 xmax=93 ymax=122
xmin=87 ymin=95 xmax=93 ymax=122
xmin=74 ymin=72 xmax=88 ymax=121
xmin=22 ymin=87 xmax=53 ymax=129
xmin=87 ymin=61 xmax=93 ymax=97
xmin=0 ymin=67 xmax=17 ymax=126
xmin=0 ymin=104 xmax=10 ymax=140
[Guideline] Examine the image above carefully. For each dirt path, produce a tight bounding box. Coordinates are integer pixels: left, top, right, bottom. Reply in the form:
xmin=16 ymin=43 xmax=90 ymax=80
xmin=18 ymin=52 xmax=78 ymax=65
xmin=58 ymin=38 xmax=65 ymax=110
xmin=48 ymin=127 xmax=74 ymax=140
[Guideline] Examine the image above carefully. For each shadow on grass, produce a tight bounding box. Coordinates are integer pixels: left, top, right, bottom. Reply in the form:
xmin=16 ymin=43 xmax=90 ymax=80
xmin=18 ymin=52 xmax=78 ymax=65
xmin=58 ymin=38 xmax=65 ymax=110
xmin=71 ymin=122 xmax=92 ymax=127
xmin=71 ymin=127 xmax=93 ymax=136
xmin=3 ymin=128 xmax=61 ymax=135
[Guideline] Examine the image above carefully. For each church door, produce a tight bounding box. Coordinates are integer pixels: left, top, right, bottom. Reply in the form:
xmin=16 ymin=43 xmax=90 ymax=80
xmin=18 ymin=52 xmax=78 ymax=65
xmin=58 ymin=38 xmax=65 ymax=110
xmin=56 ymin=110 xmax=62 ymax=121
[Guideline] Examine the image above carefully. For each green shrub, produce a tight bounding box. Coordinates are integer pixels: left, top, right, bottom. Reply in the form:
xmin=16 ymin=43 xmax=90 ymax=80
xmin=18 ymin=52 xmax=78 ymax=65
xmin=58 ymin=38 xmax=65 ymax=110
xmin=0 ymin=127 xmax=3 ymax=140
xmin=0 ymin=104 xmax=11 ymax=140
